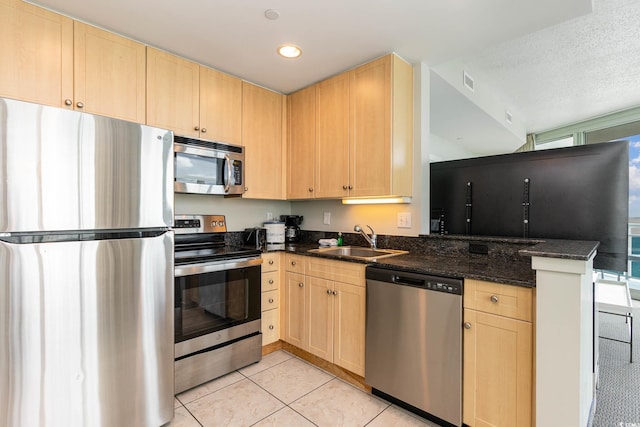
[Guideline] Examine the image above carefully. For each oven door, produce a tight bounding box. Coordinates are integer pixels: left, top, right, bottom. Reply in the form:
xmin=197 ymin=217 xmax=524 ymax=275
xmin=174 ymin=143 xmax=244 ymax=195
xmin=174 ymin=258 xmax=261 ymax=357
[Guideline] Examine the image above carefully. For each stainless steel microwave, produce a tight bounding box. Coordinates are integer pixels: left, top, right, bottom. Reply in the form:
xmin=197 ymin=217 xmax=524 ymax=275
xmin=174 ymin=136 xmax=245 ymax=195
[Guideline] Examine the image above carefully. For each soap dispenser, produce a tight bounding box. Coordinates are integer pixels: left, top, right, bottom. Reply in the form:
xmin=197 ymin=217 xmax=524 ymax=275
xmin=337 ymin=232 xmax=343 ymax=247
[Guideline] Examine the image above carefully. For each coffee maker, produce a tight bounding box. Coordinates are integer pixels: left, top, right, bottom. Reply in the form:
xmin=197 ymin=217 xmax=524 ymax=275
xmin=280 ymin=215 xmax=303 ymax=242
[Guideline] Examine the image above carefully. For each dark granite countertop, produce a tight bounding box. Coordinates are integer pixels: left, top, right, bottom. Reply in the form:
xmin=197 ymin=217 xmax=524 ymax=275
xmin=518 ymin=239 xmax=599 ymax=260
xmin=265 ymin=243 xmax=536 ymax=287
xmin=252 ymin=236 xmax=600 ymax=289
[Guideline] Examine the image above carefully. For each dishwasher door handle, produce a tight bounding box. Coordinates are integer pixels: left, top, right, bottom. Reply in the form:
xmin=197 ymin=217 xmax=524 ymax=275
xmin=391 ymin=275 xmax=425 ymax=287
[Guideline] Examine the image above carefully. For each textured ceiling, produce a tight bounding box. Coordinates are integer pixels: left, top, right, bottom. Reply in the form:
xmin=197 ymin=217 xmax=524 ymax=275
xmin=455 ymin=0 xmax=640 ymax=133
xmin=29 ymin=0 xmax=590 ymax=97
xmin=27 ymin=0 xmax=640 ymax=141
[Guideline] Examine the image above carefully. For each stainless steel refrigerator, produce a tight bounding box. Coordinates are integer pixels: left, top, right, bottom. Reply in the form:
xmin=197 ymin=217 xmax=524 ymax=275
xmin=0 ymin=98 xmax=175 ymax=427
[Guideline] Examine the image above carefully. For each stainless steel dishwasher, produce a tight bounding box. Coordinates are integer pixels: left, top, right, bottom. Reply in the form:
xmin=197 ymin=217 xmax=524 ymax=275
xmin=365 ymin=266 xmax=463 ymax=427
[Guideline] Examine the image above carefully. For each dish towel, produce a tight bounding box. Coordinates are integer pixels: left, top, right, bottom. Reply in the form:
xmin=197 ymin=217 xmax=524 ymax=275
xmin=318 ymin=238 xmax=338 ymax=247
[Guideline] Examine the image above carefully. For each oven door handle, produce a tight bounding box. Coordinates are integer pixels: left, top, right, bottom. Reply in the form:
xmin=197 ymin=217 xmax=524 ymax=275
xmin=175 ymin=256 xmax=262 ymax=277
xmin=223 ymin=153 xmax=232 ymax=193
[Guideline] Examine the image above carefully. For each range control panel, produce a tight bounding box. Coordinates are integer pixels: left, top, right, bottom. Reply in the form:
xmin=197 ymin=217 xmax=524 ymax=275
xmin=174 ymin=214 xmax=227 ymax=234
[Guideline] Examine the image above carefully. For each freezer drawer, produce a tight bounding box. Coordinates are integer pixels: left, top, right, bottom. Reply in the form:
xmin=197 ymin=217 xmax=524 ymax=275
xmin=0 ymin=232 xmax=174 ymax=427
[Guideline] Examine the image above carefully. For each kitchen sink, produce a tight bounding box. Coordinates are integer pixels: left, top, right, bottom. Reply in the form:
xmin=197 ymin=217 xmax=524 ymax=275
xmin=308 ymin=246 xmax=408 ymax=260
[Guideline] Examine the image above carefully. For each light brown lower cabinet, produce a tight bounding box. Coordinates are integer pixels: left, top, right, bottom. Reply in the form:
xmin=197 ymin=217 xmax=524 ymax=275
xmin=261 ymin=253 xmax=281 ymax=346
xmin=463 ymin=279 xmax=534 ymax=427
xmin=283 ymin=254 xmax=366 ymax=376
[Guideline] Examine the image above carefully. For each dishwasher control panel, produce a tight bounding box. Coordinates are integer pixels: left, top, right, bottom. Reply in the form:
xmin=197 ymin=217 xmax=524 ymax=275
xmin=421 ymin=279 xmax=462 ymax=294
xmin=366 ymin=266 xmax=463 ymax=295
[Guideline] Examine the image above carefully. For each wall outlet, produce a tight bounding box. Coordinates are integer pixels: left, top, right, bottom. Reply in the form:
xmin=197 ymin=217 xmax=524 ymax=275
xmin=323 ymin=212 xmax=331 ymax=225
xmin=266 ymin=212 xmax=273 ymax=221
xmin=397 ymin=212 xmax=412 ymax=228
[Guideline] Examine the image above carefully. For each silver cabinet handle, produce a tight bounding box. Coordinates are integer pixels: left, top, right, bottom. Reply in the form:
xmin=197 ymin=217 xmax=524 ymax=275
xmin=308 ymin=188 xmax=313 ymax=192
xmin=348 ymin=185 xmax=353 ymax=190
xmin=269 ymin=325 xmax=274 ymax=330
xmin=298 ymin=282 xmax=304 ymax=288
xmin=333 ymin=290 xmax=338 ymax=296
xmin=268 ymin=298 xmax=274 ymax=303
xmin=244 ymin=187 xmax=248 ymax=191
xmin=464 ymin=322 xmax=472 ymax=329
xmin=201 ymin=128 xmax=207 ymax=133
xmin=326 ymin=289 xmax=332 ymax=295
xmin=64 ymin=99 xmax=72 ymax=106
xmin=490 ymin=295 xmax=499 ymax=303
xmin=269 ymin=260 xmax=274 ymax=265
xmin=194 ymin=126 xmax=199 ymax=131
xmin=342 ymin=185 xmax=348 ymax=190
xmin=76 ymin=101 xmax=84 ymax=108
xmin=268 ymin=279 xmax=274 ymax=284
xmin=291 ymin=261 xmax=296 ymax=266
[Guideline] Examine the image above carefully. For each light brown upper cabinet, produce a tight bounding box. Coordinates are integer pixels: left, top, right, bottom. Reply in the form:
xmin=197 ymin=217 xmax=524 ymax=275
xmin=287 ymin=85 xmax=316 ymax=199
xmin=286 ymin=53 xmax=413 ymax=200
xmin=147 ymin=48 xmax=243 ymax=143
xmin=74 ymin=21 xmax=146 ymax=123
xmin=0 ymin=0 xmax=73 ymax=108
xmin=349 ymin=54 xmax=413 ymax=198
xmin=0 ymin=3 xmax=145 ymax=122
xmin=146 ymin=47 xmax=200 ymax=137
xmin=200 ymin=66 xmax=243 ymax=145
xmin=315 ymin=73 xmax=351 ymax=198
xmin=242 ymin=81 xmax=286 ymax=200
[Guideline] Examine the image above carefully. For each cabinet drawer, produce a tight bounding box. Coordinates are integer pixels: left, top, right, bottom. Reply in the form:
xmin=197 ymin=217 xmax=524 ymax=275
xmin=262 ymin=309 xmax=280 ymax=345
xmin=464 ymin=279 xmax=533 ymax=322
xmin=262 ymin=253 xmax=280 ymax=272
xmin=262 ymin=271 xmax=279 ymax=292
xmin=306 ymin=257 xmax=365 ymax=286
xmin=262 ymin=289 xmax=279 ymax=311
xmin=285 ymin=253 xmax=306 ymax=274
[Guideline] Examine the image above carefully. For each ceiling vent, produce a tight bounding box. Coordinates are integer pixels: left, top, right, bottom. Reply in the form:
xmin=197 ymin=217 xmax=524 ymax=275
xmin=463 ymin=71 xmax=474 ymax=93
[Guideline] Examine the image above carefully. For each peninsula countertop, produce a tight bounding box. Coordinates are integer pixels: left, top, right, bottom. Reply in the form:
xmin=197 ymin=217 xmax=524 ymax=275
xmin=259 ymin=238 xmax=600 ymax=288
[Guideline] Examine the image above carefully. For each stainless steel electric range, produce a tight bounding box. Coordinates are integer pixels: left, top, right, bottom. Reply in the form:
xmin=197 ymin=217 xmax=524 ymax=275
xmin=173 ymin=214 xmax=263 ymax=394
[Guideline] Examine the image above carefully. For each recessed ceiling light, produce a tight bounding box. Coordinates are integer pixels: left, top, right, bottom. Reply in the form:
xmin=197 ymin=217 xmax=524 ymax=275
xmin=265 ymin=9 xmax=280 ymax=20
xmin=277 ymin=44 xmax=302 ymax=59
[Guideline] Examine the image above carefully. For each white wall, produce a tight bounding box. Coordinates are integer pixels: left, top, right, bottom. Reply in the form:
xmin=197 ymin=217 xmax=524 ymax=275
xmin=429 ymin=132 xmax=480 ymax=162
xmin=175 ymin=193 xmax=291 ymax=231
xmin=431 ymin=59 xmax=527 ymax=143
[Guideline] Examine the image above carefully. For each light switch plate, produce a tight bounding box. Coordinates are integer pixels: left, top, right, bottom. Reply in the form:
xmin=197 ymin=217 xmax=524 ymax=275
xmin=397 ymin=212 xmax=412 ymax=228
xmin=323 ymin=212 xmax=331 ymax=225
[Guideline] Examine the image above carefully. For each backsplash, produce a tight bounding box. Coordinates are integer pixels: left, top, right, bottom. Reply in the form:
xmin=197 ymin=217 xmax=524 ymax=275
xmin=227 ymin=230 xmax=539 ymax=263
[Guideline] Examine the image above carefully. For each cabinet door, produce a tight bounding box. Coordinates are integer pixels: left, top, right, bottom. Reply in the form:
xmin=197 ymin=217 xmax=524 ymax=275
xmin=463 ymin=309 xmax=533 ymax=427
xmin=0 ymin=0 xmax=73 ymax=108
xmin=284 ymin=272 xmax=307 ymax=350
xmin=200 ymin=67 xmax=242 ymax=145
xmin=146 ymin=47 xmax=200 ymax=137
xmin=287 ymin=85 xmax=316 ymax=199
xmin=315 ymin=73 xmax=350 ymax=198
xmin=74 ymin=21 xmax=146 ymax=123
xmin=307 ymin=276 xmax=334 ymax=361
xmin=349 ymin=55 xmax=391 ymax=197
xmin=242 ymin=82 xmax=285 ymax=199
xmin=333 ymin=281 xmax=366 ymax=376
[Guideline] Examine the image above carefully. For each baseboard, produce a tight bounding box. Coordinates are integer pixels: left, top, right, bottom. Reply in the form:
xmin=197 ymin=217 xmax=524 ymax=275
xmin=268 ymin=341 xmax=370 ymax=392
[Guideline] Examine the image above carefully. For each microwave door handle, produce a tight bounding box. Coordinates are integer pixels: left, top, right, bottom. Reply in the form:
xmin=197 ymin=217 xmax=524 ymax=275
xmin=223 ymin=154 xmax=232 ymax=193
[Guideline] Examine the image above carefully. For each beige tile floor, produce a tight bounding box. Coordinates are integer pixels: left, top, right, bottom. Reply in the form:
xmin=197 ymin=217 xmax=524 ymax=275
xmin=169 ymin=350 xmax=440 ymax=427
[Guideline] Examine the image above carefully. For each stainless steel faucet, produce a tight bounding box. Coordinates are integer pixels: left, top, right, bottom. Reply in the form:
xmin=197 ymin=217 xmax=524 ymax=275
xmin=354 ymin=224 xmax=377 ymax=249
